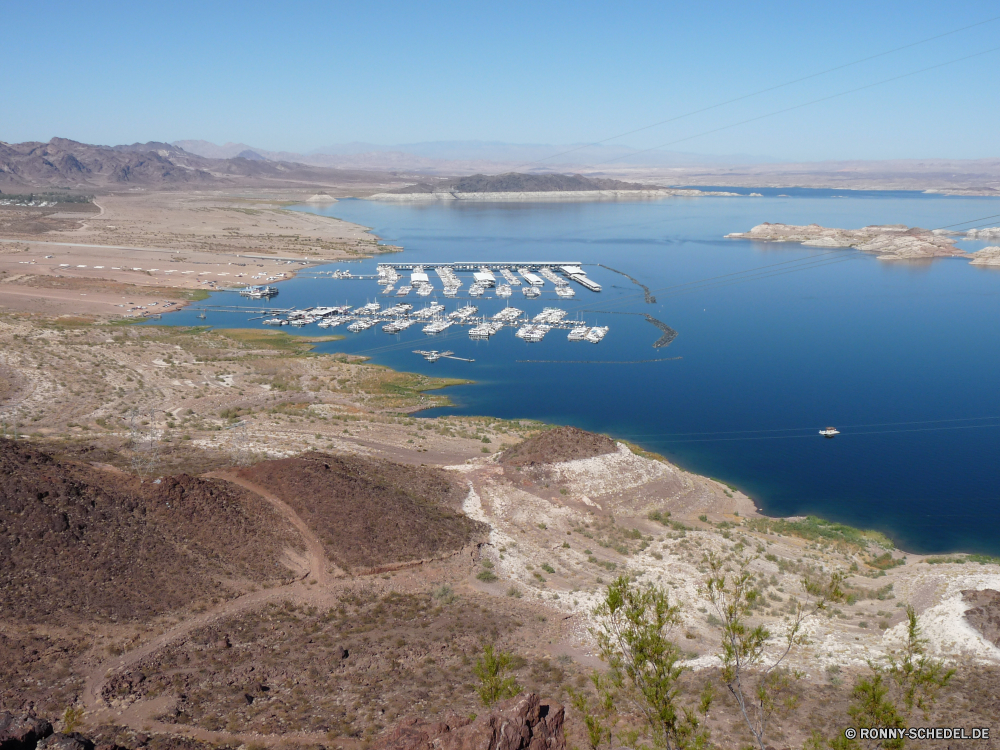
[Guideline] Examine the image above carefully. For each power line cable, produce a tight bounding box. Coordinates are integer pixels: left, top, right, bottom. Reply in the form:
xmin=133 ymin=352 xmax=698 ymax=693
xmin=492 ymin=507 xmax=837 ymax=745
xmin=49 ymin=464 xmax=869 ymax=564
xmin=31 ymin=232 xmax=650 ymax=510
xmin=579 ymin=46 xmax=1000 ymax=170
xmin=513 ymin=14 xmax=1000 ymax=170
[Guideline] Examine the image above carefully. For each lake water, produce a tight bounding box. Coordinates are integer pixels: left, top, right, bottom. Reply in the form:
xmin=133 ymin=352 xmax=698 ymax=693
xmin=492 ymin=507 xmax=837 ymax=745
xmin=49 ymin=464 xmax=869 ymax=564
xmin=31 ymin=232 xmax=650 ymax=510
xmin=160 ymin=188 xmax=1000 ymax=556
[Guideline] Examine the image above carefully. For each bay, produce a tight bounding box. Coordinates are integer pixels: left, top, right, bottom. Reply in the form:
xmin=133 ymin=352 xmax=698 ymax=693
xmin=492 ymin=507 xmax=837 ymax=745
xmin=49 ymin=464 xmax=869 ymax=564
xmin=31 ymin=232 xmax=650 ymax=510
xmin=160 ymin=188 xmax=1000 ymax=556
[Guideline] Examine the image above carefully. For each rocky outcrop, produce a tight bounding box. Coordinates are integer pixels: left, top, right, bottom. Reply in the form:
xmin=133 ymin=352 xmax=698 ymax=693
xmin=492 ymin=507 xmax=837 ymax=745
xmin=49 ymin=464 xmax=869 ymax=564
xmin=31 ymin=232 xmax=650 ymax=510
xmin=969 ymin=246 xmax=1000 ymax=266
xmin=725 ymin=222 xmax=968 ymax=261
xmin=500 ymin=426 xmax=617 ymax=467
xmin=966 ymin=227 xmax=1000 ymax=239
xmin=372 ymin=693 xmax=565 ymax=750
xmin=0 ymin=712 xmax=53 ymax=750
xmin=962 ymin=589 xmax=1000 ymax=647
xmin=36 ymin=735 xmax=94 ymax=750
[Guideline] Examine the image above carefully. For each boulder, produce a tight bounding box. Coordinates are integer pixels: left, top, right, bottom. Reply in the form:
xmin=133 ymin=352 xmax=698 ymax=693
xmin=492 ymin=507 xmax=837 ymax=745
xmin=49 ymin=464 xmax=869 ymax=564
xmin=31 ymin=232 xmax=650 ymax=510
xmin=373 ymin=693 xmax=564 ymax=750
xmin=962 ymin=589 xmax=1000 ymax=646
xmin=36 ymin=734 xmax=94 ymax=750
xmin=0 ymin=712 xmax=53 ymax=750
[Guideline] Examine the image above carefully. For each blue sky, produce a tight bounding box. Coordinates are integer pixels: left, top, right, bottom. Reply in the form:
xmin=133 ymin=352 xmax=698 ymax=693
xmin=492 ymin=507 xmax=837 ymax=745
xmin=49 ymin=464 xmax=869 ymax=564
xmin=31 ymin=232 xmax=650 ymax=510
xmin=3 ymin=0 xmax=999 ymax=161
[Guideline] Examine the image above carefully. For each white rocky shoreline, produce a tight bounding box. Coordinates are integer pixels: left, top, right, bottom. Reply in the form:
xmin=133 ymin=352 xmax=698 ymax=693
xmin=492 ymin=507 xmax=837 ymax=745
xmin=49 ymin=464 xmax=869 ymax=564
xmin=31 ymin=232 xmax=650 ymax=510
xmin=367 ymin=187 xmax=744 ymax=202
xmin=726 ymin=222 xmax=1000 ymax=264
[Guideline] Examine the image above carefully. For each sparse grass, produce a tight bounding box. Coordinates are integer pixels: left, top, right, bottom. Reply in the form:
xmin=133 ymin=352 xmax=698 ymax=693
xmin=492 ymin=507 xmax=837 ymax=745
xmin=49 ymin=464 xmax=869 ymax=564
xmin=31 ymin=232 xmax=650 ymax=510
xmin=745 ymin=515 xmax=894 ymax=551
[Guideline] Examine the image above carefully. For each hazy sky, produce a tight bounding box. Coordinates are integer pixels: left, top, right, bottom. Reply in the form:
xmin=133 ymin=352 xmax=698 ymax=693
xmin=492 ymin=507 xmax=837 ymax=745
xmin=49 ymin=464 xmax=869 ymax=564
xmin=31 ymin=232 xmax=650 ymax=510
xmin=4 ymin=0 xmax=999 ymax=161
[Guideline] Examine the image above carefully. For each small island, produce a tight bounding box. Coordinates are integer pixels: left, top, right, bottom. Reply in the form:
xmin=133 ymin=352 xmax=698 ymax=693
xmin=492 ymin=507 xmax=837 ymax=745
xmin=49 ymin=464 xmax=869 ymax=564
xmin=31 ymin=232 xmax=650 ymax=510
xmin=726 ymin=222 xmax=1000 ymax=264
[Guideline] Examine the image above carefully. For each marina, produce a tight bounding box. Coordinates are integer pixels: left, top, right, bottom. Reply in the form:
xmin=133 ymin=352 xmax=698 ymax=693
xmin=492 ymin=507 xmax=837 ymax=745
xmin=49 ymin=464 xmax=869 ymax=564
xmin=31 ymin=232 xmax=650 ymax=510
xmin=366 ymin=261 xmax=602 ymax=299
xmin=189 ymin=296 xmax=611 ymax=346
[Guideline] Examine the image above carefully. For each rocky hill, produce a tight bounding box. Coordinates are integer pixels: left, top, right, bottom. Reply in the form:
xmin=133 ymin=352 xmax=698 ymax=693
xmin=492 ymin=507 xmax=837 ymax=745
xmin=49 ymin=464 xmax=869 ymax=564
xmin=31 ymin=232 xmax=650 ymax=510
xmin=500 ymin=425 xmax=617 ymax=466
xmin=392 ymin=172 xmax=652 ymax=194
xmin=235 ymin=452 xmax=486 ymax=572
xmin=0 ymin=439 xmax=303 ymax=622
xmin=0 ymin=137 xmax=398 ymax=190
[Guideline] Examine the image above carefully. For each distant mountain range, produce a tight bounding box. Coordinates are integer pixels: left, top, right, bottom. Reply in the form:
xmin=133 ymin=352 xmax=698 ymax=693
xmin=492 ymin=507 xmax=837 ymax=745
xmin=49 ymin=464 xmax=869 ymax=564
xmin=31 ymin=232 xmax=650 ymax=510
xmin=3 ymin=137 xmax=998 ymax=194
xmin=172 ymin=139 xmax=781 ymax=173
xmin=0 ymin=137 xmax=399 ymax=190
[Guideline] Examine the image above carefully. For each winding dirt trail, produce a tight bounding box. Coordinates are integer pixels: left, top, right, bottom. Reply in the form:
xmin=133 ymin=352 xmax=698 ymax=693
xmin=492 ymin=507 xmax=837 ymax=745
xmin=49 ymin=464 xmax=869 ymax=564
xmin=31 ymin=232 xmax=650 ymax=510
xmin=80 ymin=475 xmax=480 ymax=746
xmin=81 ymin=473 xmax=345 ymax=743
xmin=207 ymin=471 xmax=345 ymax=584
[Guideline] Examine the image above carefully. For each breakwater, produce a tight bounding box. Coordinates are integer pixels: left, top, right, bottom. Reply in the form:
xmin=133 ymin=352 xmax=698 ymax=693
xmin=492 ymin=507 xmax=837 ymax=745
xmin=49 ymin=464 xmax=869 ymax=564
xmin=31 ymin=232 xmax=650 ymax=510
xmin=644 ymin=314 xmax=678 ymax=348
xmin=597 ymin=264 xmax=656 ymax=303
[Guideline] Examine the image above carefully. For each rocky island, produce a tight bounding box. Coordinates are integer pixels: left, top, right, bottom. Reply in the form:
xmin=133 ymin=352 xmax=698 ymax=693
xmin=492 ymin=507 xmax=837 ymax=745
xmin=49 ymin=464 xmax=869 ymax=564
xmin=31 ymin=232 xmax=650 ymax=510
xmin=726 ymin=222 xmax=1000 ymax=263
xmin=368 ymin=172 xmax=740 ymax=201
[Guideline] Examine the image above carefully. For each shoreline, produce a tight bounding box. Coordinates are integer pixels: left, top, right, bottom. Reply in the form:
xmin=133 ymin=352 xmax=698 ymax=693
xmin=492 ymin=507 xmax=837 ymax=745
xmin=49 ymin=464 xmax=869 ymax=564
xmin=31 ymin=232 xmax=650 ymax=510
xmin=365 ymin=187 xmax=743 ymax=202
xmin=168 ymin=199 xmax=998 ymax=560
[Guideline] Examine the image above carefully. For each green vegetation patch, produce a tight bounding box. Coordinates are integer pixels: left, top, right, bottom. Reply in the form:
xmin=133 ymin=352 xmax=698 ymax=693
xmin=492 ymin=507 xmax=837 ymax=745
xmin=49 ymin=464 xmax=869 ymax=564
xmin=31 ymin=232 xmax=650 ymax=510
xmin=213 ymin=328 xmax=343 ymax=352
xmin=745 ymin=515 xmax=894 ymax=551
xmin=924 ymin=553 xmax=1000 ymax=565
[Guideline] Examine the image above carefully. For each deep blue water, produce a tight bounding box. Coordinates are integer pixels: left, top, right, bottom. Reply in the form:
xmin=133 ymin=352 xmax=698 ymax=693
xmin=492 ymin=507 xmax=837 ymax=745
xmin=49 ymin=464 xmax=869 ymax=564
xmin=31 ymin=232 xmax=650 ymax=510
xmin=158 ymin=189 xmax=1000 ymax=556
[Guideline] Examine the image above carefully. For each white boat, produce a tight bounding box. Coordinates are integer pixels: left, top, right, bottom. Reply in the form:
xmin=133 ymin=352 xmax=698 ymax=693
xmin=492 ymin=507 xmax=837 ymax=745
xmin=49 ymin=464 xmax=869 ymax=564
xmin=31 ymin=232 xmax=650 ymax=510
xmin=449 ymin=304 xmax=478 ymax=322
xmin=819 ymin=427 xmax=840 ymax=438
xmin=496 ymin=284 xmax=512 ymax=298
xmin=500 ymin=268 xmax=521 ymax=286
xmin=534 ymin=307 xmax=566 ymax=324
xmin=422 ymin=319 xmax=454 ymax=334
xmin=347 ymin=319 xmax=376 ymax=332
xmin=382 ymin=285 xmax=395 ymax=295
xmin=523 ymin=324 xmax=550 ymax=342
xmin=240 ymin=285 xmax=278 ymax=298
xmin=567 ymin=326 xmax=590 ymax=341
xmin=416 ymin=283 xmax=433 ymax=296
xmin=396 ymin=284 xmax=413 ymax=296
xmin=522 ymin=286 xmax=541 ymax=299
xmin=539 ymin=268 xmax=563 ymax=284
xmin=468 ymin=283 xmax=485 ymax=297
xmin=585 ymin=326 xmax=608 ymax=343
xmin=492 ymin=307 xmax=522 ymax=322
xmin=556 ymin=286 xmax=575 ymax=298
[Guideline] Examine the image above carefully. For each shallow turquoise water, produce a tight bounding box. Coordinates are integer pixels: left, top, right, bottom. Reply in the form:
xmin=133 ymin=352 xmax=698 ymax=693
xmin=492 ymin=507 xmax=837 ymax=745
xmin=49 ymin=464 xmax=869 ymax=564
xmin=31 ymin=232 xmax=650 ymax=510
xmin=160 ymin=188 xmax=1000 ymax=556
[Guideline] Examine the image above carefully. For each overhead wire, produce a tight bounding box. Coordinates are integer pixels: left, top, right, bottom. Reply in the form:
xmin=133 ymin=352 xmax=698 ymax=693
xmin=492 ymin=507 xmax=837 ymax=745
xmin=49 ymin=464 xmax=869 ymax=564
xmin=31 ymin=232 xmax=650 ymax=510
xmin=578 ymin=46 xmax=1000 ymax=170
xmin=511 ymin=14 xmax=1000 ymax=170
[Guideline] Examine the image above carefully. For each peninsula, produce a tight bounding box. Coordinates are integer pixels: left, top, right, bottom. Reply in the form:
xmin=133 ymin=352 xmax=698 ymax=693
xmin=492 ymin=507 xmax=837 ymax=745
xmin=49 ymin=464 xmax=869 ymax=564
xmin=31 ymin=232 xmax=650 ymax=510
xmin=368 ymin=171 xmax=740 ymax=201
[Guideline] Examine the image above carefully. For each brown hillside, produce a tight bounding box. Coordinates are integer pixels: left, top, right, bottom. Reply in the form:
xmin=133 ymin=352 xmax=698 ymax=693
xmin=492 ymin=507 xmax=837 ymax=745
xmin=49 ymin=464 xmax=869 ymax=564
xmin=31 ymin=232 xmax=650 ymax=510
xmin=500 ymin=426 xmax=617 ymax=467
xmin=0 ymin=137 xmax=401 ymax=190
xmin=0 ymin=439 xmax=303 ymax=623
xmin=236 ymin=452 xmax=485 ymax=572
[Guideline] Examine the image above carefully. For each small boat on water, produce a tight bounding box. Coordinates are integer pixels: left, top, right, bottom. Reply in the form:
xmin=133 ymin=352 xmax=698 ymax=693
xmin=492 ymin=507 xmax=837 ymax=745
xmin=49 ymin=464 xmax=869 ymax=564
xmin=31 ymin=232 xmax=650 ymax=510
xmin=819 ymin=427 xmax=840 ymax=438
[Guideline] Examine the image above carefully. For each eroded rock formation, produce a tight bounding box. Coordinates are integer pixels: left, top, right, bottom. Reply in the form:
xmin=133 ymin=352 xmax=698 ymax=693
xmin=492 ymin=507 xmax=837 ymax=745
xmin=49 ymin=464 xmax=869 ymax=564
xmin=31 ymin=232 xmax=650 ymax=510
xmin=372 ymin=693 xmax=565 ymax=750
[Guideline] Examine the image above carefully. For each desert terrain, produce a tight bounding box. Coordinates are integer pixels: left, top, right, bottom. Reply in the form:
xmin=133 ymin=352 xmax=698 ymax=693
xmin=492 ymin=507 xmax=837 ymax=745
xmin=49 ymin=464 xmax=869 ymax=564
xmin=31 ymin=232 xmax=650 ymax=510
xmin=0 ymin=190 xmax=402 ymax=318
